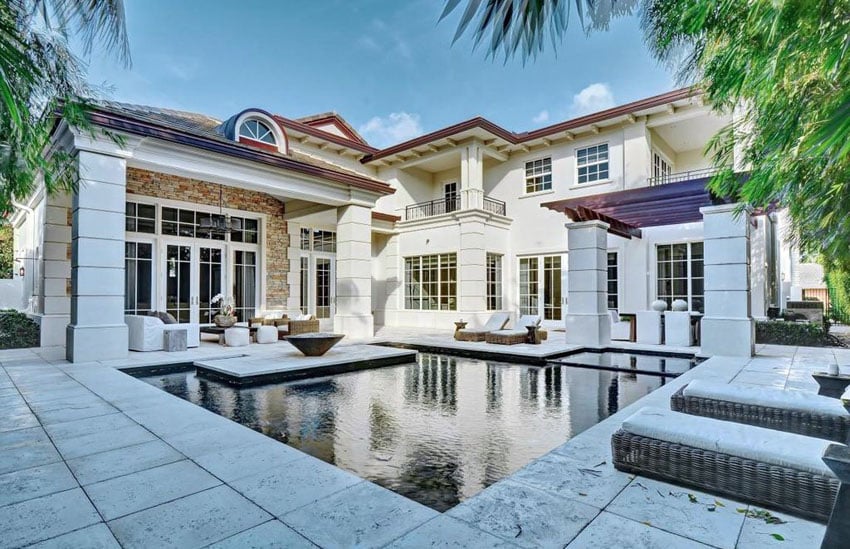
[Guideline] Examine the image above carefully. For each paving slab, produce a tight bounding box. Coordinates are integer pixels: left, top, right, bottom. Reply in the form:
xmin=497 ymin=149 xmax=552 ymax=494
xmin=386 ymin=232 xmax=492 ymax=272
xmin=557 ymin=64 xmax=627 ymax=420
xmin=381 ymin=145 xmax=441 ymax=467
xmin=566 ymin=510 xmax=710 ymax=548
xmin=0 ymin=461 xmax=77 ymax=508
xmin=51 ymin=423 xmax=157 ymax=460
xmin=231 ymin=455 xmax=363 ymax=517
xmin=0 ymin=408 xmax=40 ymax=433
xmin=736 ymin=507 xmax=826 ymax=548
xmin=0 ymin=427 xmax=61 ymax=475
xmin=283 ymin=481 xmax=437 ymax=548
xmin=162 ymin=423 xmax=269 ymax=458
xmin=193 ymin=439 xmax=305 ymax=483
xmin=107 ymin=485 xmax=271 ymax=549
xmin=65 ymin=439 xmax=184 ymax=486
xmin=447 ymin=479 xmax=600 ymax=548
xmin=26 ymin=523 xmax=120 ymax=549
xmin=207 ymin=520 xmax=317 ymax=548
xmin=34 ymin=400 xmax=119 ymax=425
xmin=84 ymin=459 xmax=221 ymax=520
xmin=0 ymin=488 xmax=101 ymax=548
xmin=42 ymin=411 xmax=137 ymax=440
xmin=386 ymin=514 xmax=516 ymax=548
xmin=606 ymin=477 xmax=749 ymax=548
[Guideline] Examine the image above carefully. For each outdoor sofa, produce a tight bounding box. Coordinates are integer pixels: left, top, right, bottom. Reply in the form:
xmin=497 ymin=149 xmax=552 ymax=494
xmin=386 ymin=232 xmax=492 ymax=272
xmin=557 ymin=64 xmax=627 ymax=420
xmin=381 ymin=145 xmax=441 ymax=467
xmin=125 ymin=314 xmax=200 ymax=351
xmin=485 ymin=314 xmax=544 ymax=345
xmin=455 ymin=312 xmax=510 ymax=342
xmin=670 ymin=380 xmax=850 ymax=443
xmin=249 ymin=310 xmax=320 ymax=338
xmin=612 ymin=406 xmax=840 ymax=522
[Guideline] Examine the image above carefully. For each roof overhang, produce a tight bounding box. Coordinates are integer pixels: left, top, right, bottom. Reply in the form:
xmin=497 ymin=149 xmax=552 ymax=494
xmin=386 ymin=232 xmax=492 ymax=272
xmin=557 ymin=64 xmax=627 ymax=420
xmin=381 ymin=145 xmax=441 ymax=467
xmin=541 ymin=177 xmax=726 ymax=238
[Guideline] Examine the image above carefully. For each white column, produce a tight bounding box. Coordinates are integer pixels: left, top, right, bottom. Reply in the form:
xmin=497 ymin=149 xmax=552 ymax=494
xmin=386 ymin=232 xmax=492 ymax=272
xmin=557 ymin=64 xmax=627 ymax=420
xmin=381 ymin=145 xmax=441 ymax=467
xmin=460 ymin=144 xmax=484 ymax=210
xmin=564 ymin=220 xmax=611 ymax=346
xmin=286 ymin=221 xmax=302 ymax=312
xmin=66 ymin=150 xmax=128 ymax=362
xmin=623 ymin=120 xmax=650 ymax=189
xmin=699 ymin=203 xmax=754 ymax=357
xmin=40 ymin=192 xmax=72 ymax=346
xmin=458 ymin=215 xmax=487 ymax=313
xmin=334 ymin=204 xmax=373 ymax=339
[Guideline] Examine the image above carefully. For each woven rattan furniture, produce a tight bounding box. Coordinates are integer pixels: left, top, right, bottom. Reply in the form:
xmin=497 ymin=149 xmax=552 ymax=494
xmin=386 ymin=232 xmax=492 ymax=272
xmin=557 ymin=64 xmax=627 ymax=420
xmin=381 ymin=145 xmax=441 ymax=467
xmin=671 ymin=381 xmax=850 ymax=443
xmin=612 ymin=407 xmax=840 ymax=522
xmin=455 ymin=313 xmax=510 ymax=342
xmin=276 ymin=316 xmax=320 ymax=338
xmin=485 ymin=315 xmax=541 ymax=345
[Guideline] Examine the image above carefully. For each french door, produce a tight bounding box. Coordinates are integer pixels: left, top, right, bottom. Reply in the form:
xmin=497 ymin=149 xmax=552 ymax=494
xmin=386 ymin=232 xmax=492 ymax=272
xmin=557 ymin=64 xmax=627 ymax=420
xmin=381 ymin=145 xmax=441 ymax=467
xmin=519 ymin=254 xmax=565 ymax=326
xmin=301 ymin=253 xmax=335 ymax=329
xmin=163 ymin=241 xmax=225 ymax=324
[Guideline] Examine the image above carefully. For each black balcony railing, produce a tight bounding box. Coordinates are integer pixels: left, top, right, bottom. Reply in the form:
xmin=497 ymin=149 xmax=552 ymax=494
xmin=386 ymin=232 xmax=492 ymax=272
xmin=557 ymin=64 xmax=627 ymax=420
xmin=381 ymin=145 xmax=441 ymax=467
xmin=483 ymin=196 xmax=506 ymax=216
xmin=404 ymin=196 xmax=507 ymax=220
xmin=647 ymin=167 xmax=720 ymax=187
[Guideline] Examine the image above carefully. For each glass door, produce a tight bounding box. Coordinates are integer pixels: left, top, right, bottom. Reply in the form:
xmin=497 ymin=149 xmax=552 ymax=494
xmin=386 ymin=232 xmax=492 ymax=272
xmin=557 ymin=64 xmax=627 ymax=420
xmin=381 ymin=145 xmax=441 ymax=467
xmin=197 ymin=245 xmax=225 ymax=324
xmin=232 ymin=249 xmax=258 ymax=322
xmin=163 ymin=242 xmax=225 ymax=324
xmin=313 ymin=254 xmax=335 ymax=328
xmin=164 ymin=243 xmax=193 ymax=323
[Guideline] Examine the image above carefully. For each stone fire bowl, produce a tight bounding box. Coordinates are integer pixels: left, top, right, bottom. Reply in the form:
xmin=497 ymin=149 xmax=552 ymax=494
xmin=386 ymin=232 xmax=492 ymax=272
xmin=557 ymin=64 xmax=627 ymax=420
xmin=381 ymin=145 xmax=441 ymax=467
xmin=284 ymin=333 xmax=345 ymax=357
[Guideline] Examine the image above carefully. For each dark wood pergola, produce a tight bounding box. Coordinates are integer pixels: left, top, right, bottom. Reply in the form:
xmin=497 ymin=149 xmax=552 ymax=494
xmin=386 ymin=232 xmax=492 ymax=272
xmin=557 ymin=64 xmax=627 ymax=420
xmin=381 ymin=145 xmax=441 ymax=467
xmin=541 ymin=177 xmax=727 ymax=239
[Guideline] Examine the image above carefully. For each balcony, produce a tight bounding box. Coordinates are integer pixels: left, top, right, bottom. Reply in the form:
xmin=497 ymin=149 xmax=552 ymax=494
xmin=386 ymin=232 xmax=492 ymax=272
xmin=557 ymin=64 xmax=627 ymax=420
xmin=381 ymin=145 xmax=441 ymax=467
xmin=647 ymin=167 xmax=720 ymax=187
xmin=404 ymin=196 xmax=506 ymax=220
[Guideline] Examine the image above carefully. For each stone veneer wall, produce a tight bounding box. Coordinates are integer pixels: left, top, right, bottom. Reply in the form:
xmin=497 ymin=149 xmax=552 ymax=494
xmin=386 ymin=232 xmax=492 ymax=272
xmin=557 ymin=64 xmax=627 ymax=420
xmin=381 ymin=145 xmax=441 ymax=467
xmin=126 ymin=167 xmax=289 ymax=308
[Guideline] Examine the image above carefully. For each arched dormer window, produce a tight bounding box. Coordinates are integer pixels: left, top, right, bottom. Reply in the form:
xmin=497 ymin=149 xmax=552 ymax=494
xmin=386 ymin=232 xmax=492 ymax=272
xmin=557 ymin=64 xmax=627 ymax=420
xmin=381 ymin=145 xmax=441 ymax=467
xmin=239 ymin=119 xmax=276 ymax=145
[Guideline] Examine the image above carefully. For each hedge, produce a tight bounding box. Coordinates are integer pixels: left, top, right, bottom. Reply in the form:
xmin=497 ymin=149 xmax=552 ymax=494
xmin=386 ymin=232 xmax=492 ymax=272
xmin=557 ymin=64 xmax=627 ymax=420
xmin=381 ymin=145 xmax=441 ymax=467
xmin=0 ymin=310 xmax=40 ymax=349
xmin=755 ymin=320 xmax=843 ymax=347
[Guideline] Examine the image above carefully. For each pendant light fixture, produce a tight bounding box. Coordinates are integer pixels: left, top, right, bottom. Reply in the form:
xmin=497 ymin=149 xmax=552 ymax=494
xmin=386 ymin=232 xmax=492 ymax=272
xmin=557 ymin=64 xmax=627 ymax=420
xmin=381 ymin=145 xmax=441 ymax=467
xmin=198 ymin=184 xmax=241 ymax=235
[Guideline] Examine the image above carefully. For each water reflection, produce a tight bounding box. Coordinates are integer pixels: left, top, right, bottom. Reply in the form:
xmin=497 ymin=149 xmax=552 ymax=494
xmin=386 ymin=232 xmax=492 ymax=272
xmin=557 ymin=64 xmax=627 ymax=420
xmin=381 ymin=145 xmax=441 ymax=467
xmin=139 ymin=353 xmax=665 ymax=511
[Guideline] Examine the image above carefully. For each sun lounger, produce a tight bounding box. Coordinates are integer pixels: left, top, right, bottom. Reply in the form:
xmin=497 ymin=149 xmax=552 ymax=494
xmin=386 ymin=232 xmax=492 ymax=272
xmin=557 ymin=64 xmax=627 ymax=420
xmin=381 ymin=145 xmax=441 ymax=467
xmin=612 ymin=406 xmax=840 ymax=522
xmin=671 ymin=380 xmax=850 ymax=443
xmin=455 ymin=313 xmax=510 ymax=342
xmin=485 ymin=315 xmax=542 ymax=345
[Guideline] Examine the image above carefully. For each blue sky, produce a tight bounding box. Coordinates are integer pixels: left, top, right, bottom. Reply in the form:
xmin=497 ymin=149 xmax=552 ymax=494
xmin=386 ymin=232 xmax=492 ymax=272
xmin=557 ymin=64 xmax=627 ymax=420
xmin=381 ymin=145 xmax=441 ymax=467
xmin=83 ymin=0 xmax=678 ymax=148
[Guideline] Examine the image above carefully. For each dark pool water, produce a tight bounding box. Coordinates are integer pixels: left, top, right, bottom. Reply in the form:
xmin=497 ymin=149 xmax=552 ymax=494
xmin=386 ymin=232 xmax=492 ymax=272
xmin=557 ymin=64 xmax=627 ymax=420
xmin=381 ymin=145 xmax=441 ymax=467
xmin=552 ymin=351 xmax=698 ymax=376
xmin=139 ymin=353 xmax=667 ymax=511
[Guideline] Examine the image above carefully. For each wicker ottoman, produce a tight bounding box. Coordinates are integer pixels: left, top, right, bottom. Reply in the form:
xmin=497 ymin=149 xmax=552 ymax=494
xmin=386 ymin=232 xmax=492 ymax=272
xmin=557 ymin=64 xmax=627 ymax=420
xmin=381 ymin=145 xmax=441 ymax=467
xmin=485 ymin=330 xmax=528 ymax=345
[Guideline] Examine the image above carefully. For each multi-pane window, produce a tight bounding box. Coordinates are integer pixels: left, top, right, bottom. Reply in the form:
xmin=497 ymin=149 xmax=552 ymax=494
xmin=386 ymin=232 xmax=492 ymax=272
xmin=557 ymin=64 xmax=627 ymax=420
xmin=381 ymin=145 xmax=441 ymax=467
xmin=233 ymin=250 xmax=257 ymax=321
xmin=300 ymin=257 xmax=309 ymax=314
xmin=543 ymin=256 xmax=562 ymax=321
xmin=125 ymin=202 xmax=156 ymax=234
xmin=524 ymin=157 xmax=552 ymax=193
xmin=519 ymin=257 xmax=539 ymax=316
xmin=404 ymin=254 xmax=457 ymax=310
xmin=230 ymin=217 xmax=259 ymax=244
xmin=486 ymin=253 xmax=503 ymax=311
xmin=239 ymin=119 xmax=276 ymax=145
xmin=576 ymin=143 xmax=609 ymax=184
xmin=653 ymin=151 xmax=672 ymax=181
xmin=124 ymin=242 xmax=153 ymax=314
xmin=300 ymin=228 xmax=336 ymax=252
xmin=607 ymin=252 xmax=619 ymax=310
xmin=657 ymin=242 xmax=704 ymax=312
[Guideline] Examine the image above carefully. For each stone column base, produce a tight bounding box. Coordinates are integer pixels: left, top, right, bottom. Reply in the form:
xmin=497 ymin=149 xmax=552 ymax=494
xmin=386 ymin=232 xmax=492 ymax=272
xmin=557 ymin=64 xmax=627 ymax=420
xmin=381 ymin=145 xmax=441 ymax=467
xmin=565 ymin=313 xmax=611 ymax=346
xmin=700 ymin=317 xmax=754 ymax=357
xmin=66 ymin=324 xmax=128 ymax=363
xmin=333 ymin=313 xmax=374 ymax=340
xmin=38 ymin=314 xmax=70 ymax=347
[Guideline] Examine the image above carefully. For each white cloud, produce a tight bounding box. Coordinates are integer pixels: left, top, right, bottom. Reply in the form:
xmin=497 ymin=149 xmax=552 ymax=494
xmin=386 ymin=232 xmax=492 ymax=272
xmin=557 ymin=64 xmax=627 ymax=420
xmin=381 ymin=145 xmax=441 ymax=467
xmin=569 ymin=83 xmax=615 ymax=117
xmin=359 ymin=112 xmax=423 ymax=148
xmin=532 ymin=110 xmax=550 ymax=124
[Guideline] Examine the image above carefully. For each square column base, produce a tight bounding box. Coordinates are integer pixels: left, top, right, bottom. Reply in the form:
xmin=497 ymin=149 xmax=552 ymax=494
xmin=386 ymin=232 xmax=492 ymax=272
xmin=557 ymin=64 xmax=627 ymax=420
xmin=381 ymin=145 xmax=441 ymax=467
xmin=700 ymin=317 xmax=754 ymax=357
xmin=565 ymin=313 xmax=611 ymax=346
xmin=66 ymin=324 xmax=128 ymax=363
xmin=333 ymin=313 xmax=374 ymax=340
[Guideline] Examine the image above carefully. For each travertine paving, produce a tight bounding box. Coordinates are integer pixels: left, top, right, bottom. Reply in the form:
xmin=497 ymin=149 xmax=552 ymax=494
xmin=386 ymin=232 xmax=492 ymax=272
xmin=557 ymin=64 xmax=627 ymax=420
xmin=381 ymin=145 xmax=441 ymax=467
xmin=0 ymin=340 xmax=841 ymax=548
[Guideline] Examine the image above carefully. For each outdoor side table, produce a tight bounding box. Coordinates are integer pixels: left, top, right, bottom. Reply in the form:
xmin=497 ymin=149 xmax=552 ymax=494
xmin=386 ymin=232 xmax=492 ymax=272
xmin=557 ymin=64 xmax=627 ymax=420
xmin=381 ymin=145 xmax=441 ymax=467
xmin=163 ymin=328 xmax=187 ymax=352
xmin=812 ymin=371 xmax=850 ymax=398
xmin=526 ymin=325 xmax=541 ymax=344
xmin=454 ymin=321 xmax=467 ymax=335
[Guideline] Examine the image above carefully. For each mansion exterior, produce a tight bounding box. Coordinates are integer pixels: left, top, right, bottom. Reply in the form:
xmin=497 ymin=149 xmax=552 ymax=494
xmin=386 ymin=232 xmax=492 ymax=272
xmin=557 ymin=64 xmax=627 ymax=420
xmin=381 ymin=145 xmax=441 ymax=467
xmin=11 ymin=88 xmax=800 ymax=361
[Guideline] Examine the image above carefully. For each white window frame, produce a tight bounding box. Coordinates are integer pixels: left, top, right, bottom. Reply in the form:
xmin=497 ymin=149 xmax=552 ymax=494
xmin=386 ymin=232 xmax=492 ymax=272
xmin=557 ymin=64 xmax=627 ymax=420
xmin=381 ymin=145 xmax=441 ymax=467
xmin=524 ymin=157 xmax=553 ymax=194
xmin=404 ymin=253 xmax=457 ymax=311
xmin=518 ymin=254 xmax=564 ymax=322
xmin=124 ymin=237 xmax=156 ymax=315
xmin=655 ymin=241 xmax=704 ymax=313
xmin=607 ymin=251 xmax=619 ymax=310
xmin=652 ymin=149 xmax=673 ymax=181
xmin=575 ymin=142 xmax=610 ymax=184
xmin=239 ymin=119 xmax=276 ymax=145
xmin=486 ymin=253 xmax=503 ymax=311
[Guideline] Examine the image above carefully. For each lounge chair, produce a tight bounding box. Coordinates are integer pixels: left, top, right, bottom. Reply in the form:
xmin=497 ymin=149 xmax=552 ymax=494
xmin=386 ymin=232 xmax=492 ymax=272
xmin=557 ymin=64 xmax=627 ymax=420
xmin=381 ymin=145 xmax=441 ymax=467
xmin=455 ymin=313 xmax=510 ymax=342
xmin=612 ymin=406 xmax=840 ymax=522
xmin=485 ymin=315 xmax=542 ymax=345
xmin=671 ymin=380 xmax=850 ymax=443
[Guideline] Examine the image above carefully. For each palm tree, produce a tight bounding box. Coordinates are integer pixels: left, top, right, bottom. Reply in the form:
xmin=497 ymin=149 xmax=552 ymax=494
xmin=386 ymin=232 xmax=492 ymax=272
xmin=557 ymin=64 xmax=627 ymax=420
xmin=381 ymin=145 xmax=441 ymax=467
xmin=0 ymin=0 xmax=129 ymax=213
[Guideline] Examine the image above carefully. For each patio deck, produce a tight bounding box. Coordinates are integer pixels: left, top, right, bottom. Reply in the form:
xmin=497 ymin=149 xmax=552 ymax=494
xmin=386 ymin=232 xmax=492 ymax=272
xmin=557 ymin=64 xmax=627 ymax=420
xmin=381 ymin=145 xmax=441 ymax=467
xmin=0 ymin=336 xmax=841 ymax=548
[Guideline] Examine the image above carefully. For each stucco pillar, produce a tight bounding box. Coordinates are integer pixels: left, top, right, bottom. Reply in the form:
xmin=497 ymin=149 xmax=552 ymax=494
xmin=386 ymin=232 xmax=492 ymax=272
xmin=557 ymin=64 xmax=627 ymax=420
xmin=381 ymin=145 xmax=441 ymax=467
xmin=66 ymin=150 xmax=128 ymax=362
xmin=40 ymin=192 xmax=72 ymax=346
xmin=458 ymin=214 xmax=487 ymax=313
xmin=699 ymin=203 xmax=754 ymax=357
xmin=286 ymin=221 xmax=302 ymax=313
xmin=460 ymin=144 xmax=484 ymax=210
xmin=334 ymin=204 xmax=373 ymax=339
xmin=564 ymin=220 xmax=611 ymax=346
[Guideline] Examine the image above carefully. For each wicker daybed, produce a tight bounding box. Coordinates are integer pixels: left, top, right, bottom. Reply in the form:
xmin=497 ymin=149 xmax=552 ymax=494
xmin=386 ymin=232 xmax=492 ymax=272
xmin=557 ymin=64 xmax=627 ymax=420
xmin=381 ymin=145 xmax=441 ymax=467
xmin=455 ymin=313 xmax=510 ymax=342
xmin=670 ymin=380 xmax=850 ymax=443
xmin=485 ymin=314 xmax=542 ymax=345
xmin=249 ymin=313 xmax=320 ymax=338
xmin=612 ymin=407 xmax=840 ymax=522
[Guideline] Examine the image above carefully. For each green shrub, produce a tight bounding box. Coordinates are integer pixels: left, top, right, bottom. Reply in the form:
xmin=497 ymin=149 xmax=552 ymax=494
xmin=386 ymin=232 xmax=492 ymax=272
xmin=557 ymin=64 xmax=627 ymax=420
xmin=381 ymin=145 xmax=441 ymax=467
xmin=0 ymin=310 xmax=40 ymax=349
xmin=755 ymin=320 xmax=842 ymax=347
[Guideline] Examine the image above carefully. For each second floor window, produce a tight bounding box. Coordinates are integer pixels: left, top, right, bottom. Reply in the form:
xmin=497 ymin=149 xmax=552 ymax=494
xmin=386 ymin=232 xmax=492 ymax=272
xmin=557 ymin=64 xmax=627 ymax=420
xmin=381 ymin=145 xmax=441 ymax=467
xmin=525 ymin=157 xmax=552 ymax=193
xmin=653 ymin=151 xmax=672 ymax=180
xmin=577 ymin=143 xmax=609 ymax=184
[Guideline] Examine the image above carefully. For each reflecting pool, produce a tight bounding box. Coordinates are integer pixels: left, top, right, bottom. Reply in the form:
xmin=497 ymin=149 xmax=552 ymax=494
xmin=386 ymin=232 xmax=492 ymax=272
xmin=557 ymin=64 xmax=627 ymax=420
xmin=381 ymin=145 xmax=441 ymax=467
xmin=139 ymin=353 xmax=665 ymax=511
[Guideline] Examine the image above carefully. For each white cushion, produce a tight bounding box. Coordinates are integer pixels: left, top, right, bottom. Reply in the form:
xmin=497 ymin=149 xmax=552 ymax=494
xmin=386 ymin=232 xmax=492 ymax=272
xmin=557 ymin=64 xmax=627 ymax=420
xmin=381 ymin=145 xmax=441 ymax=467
xmin=684 ymin=380 xmax=848 ymax=416
xmin=489 ymin=329 xmax=527 ymax=337
xmin=481 ymin=313 xmax=510 ymax=332
xmin=224 ymin=327 xmax=250 ymax=347
xmin=622 ymin=407 xmax=838 ymax=477
xmin=255 ymin=325 xmax=277 ymax=344
xmin=515 ymin=315 xmax=541 ymax=329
